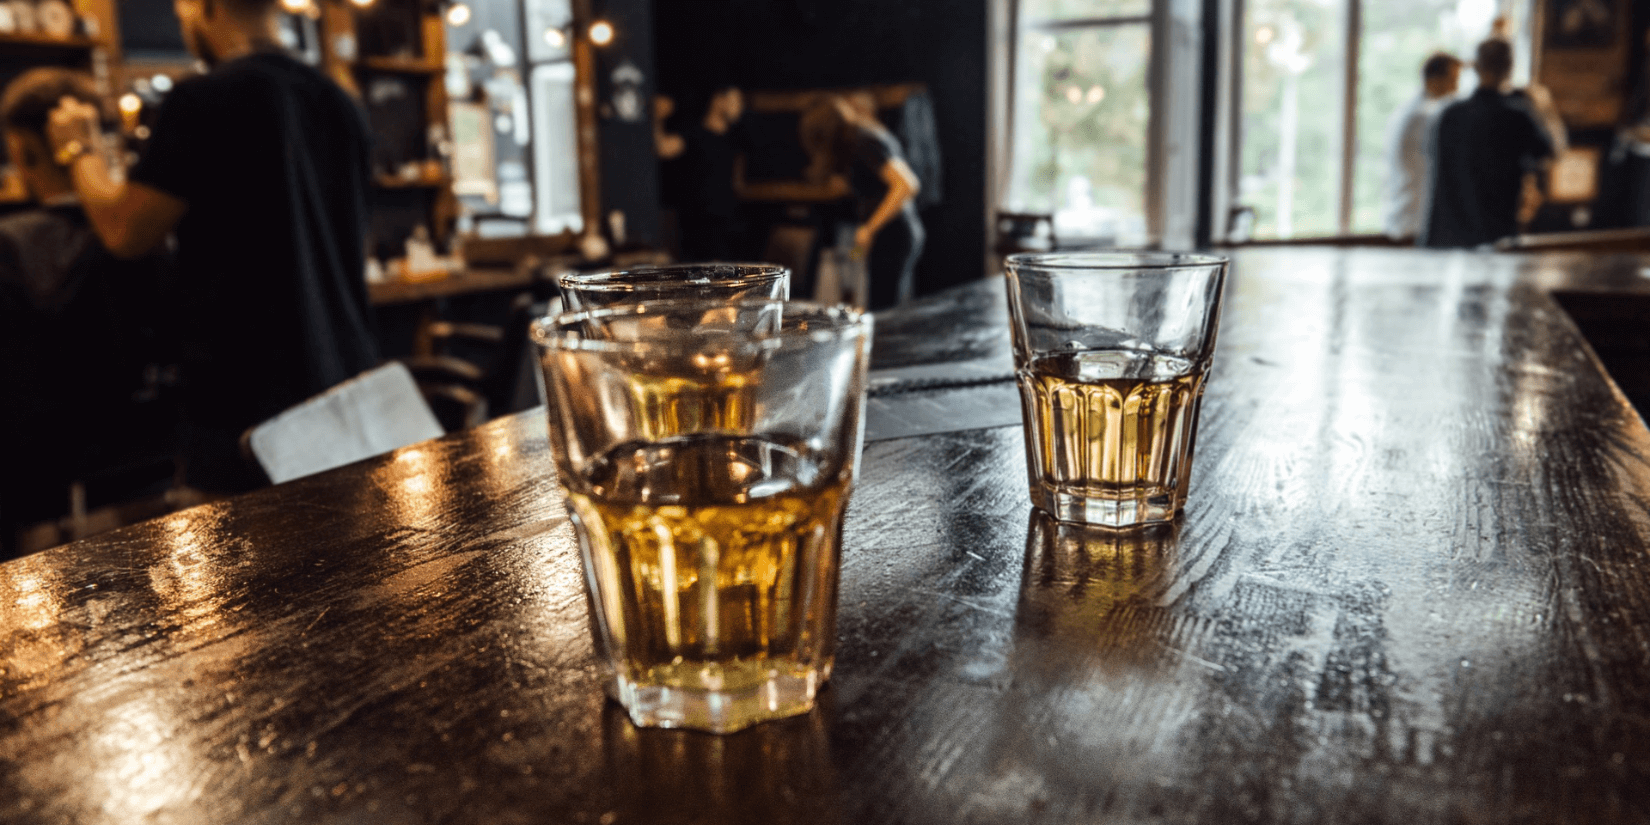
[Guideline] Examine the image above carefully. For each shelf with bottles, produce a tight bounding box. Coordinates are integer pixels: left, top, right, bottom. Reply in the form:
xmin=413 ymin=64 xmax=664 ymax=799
xmin=0 ymin=30 xmax=94 ymax=50
xmin=356 ymin=54 xmax=440 ymax=75
xmin=0 ymin=0 xmax=103 ymax=47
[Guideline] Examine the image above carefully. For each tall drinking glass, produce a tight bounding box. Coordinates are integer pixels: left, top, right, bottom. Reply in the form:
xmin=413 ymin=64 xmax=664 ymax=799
xmin=532 ymin=299 xmax=871 ymax=733
xmin=1004 ymin=252 xmax=1229 ymax=527
xmin=557 ymin=263 xmax=790 ymax=311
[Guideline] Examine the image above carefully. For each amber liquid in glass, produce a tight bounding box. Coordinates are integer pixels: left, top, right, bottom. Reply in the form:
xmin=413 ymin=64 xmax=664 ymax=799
xmin=623 ymin=367 xmax=757 ymax=439
xmin=567 ymin=434 xmax=847 ymax=732
xmin=1018 ymin=350 xmax=1205 ymax=525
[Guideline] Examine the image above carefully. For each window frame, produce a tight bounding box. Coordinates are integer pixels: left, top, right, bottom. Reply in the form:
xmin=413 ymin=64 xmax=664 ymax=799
xmin=993 ymin=0 xmax=1203 ymax=251
xmin=1216 ymin=0 xmax=1535 ymax=242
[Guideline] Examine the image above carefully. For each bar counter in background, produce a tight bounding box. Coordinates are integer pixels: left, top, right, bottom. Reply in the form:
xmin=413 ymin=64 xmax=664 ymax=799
xmin=4 ymin=247 xmax=1650 ymax=824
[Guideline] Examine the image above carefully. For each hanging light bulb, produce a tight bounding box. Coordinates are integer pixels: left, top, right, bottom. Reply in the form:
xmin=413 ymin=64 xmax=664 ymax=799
xmin=445 ymin=2 xmax=471 ymax=26
xmin=588 ymin=20 xmax=614 ymax=46
xmin=544 ymin=26 xmax=567 ymax=48
xmin=118 ymin=93 xmax=142 ymax=115
xmin=348 ymin=0 xmax=375 ymax=8
xmin=278 ymin=0 xmax=310 ymax=14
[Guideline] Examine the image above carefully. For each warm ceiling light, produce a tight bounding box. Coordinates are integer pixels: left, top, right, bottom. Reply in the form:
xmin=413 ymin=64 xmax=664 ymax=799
xmin=118 ymin=93 xmax=142 ymax=115
xmin=279 ymin=0 xmax=310 ymax=13
xmin=543 ymin=26 xmax=566 ymax=48
xmin=348 ymin=0 xmax=375 ymax=7
xmin=588 ymin=20 xmax=614 ymax=46
xmin=445 ymin=2 xmax=470 ymax=26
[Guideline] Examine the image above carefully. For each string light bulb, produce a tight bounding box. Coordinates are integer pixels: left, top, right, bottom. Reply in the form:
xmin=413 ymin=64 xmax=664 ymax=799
xmin=118 ymin=93 xmax=142 ymax=115
xmin=279 ymin=0 xmax=310 ymax=13
xmin=348 ymin=0 xmax=375 ymax=8
xmin=543 ymin=26 xmax=567 ymax=48
xmin=588 ymin=20 xmax=614 ymax=46
xmin=445 ymin=2 xmax=470 ymax=26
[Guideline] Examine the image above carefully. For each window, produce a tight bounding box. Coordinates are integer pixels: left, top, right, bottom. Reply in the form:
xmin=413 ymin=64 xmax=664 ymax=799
xmin=1006 ymin=0 xmax=1154 ymax=246
xmin=1234 ymin=0 xmax=1527 ymax=239
xmin=523 ymin=0 xmax=583 ymax=235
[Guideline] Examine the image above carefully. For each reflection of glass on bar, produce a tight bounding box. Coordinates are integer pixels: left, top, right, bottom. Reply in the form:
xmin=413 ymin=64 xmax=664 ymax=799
xmin=601 ymin=699 xmax=840 ymax=821
xmin=1019 ymin=509 xmax=1181 ymax=644
xmin=1005 ymin=252 xmax=1228 ymax=527
xmin=532 ymin=299 xmax=871 ymax=734
xmin=556 ymin=262 xmax=790 ymax=311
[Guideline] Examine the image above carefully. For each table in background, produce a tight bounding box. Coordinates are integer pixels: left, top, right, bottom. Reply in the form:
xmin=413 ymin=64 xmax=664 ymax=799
xmin=6 ymin=248 xmax=1650 ymax=824
xmin=367 ymin=267 xmax=540 ymax=307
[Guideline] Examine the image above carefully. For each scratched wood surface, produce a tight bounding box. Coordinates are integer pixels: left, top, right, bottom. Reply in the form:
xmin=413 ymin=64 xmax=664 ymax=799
xmin=5 ymin=248 xmax=1650 ymax=824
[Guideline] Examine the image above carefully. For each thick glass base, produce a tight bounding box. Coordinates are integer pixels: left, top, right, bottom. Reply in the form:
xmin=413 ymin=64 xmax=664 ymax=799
xmin=611 ymin=665 xmax=827 ymax=734
xmin=1032 ymin=487 xmax=1177 ymax=527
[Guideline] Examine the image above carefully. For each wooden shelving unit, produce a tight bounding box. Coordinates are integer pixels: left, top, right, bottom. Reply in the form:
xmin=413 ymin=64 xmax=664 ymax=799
xmin=318 ymin=0 xmax=457 ymax=255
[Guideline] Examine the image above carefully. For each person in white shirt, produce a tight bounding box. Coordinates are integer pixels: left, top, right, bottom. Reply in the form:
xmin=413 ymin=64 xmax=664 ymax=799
xmin=1384 ymin=53 xmax=1461 ymax=240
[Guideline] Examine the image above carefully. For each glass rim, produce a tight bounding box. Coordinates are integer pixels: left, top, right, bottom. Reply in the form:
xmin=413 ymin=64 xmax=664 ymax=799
xmin=556 ymin=262 xmax=790 ymax=293
xmin=1005 ymin=250 xmax=1229 ymax=271
xmin=530 ymin=298 xmax=869 ymax=354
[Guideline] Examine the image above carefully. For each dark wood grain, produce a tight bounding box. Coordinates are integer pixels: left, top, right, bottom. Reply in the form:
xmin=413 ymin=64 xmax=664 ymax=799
xmin=6 ymin=248 xmax=1650 ymax=824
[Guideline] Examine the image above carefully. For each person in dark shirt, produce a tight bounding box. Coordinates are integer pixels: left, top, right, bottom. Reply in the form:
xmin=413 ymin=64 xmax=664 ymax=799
xmin=802 ymin=95 xmax=923 ymax=309
xmin=675 ymin=85 xmax=749 ymax=261
xmin=1422 ymin=38 xmax=1557 ymax=249
xmin=47 ymin=0 xmax=380 ymax=492
xmin=0 ymin=68 xmax=171 ymax=552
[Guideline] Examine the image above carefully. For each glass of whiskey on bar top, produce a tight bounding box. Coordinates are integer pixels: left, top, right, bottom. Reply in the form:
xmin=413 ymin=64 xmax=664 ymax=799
xmin=1004 ymin=252 xmax=1229 ymax=527
xmin=532 ymin=299 xmax=871 ymax=733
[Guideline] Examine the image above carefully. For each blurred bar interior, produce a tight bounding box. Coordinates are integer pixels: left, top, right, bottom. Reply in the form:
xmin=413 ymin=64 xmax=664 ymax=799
xmin=3 ymin=0 xmax=1648 ymax=557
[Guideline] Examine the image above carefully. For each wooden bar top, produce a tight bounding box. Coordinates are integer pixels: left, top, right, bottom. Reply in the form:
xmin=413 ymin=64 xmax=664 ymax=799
xmin=6 ymin=247 xmax=1650 ymax=824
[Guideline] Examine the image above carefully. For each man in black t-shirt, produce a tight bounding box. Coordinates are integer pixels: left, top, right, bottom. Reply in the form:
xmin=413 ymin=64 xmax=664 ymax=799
xmin=1422 ymin=39 xmax=1557 ymax=248
xmin=47 ymin=0 xmax=379 ymax=492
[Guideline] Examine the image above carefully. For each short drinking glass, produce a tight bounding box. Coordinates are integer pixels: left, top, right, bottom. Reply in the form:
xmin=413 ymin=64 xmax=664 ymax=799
xmin=557 ymin=262 xmax=790 ymax=311
xmin=1004 ymin=252 xmax=1229 ymax=527
xmin=532 ymin=299 xmax=871 ymax=733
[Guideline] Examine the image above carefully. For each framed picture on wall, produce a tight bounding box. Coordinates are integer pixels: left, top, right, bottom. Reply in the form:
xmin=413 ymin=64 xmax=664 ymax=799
xmin=1546 ymin=0 xmax=1620 ymax=50
xmin=1549 ymin=147 xmax=1601 ymax=203
xmin=449 ymin=100 xmax=498 ymax=204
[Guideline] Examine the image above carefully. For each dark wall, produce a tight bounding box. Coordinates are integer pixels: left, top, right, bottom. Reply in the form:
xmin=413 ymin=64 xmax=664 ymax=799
xmin=594 ymin=0 xmax=663 ymax=248
xmin=120 ymin=0 xmax=188 ymax=59
xmin=652 ymin=0 xmax=989 ymax=296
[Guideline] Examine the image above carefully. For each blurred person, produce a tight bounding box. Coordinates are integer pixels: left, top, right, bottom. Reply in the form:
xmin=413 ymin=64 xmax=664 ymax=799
xmin=1383 ymin=52 xmax=1460 ymax=240
xmin=652 ymin=94 xmax=685 ymax=161
xmin=46 ymin=0 xmax=379 ymax=493
xmin=1422 ymin=38 xmax=1556 ymax=248
xmin=799 ymin=94 xmax=923 ymax=309
xmin=676 ymin=85 xmax=750 ymax=261
xmin=0 ymin=69 xmax=172 ymax=552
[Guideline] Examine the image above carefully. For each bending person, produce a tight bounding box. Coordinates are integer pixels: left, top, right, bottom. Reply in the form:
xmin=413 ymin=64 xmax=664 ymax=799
xmin=801 ymin=95 xmax=923 ymax=310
